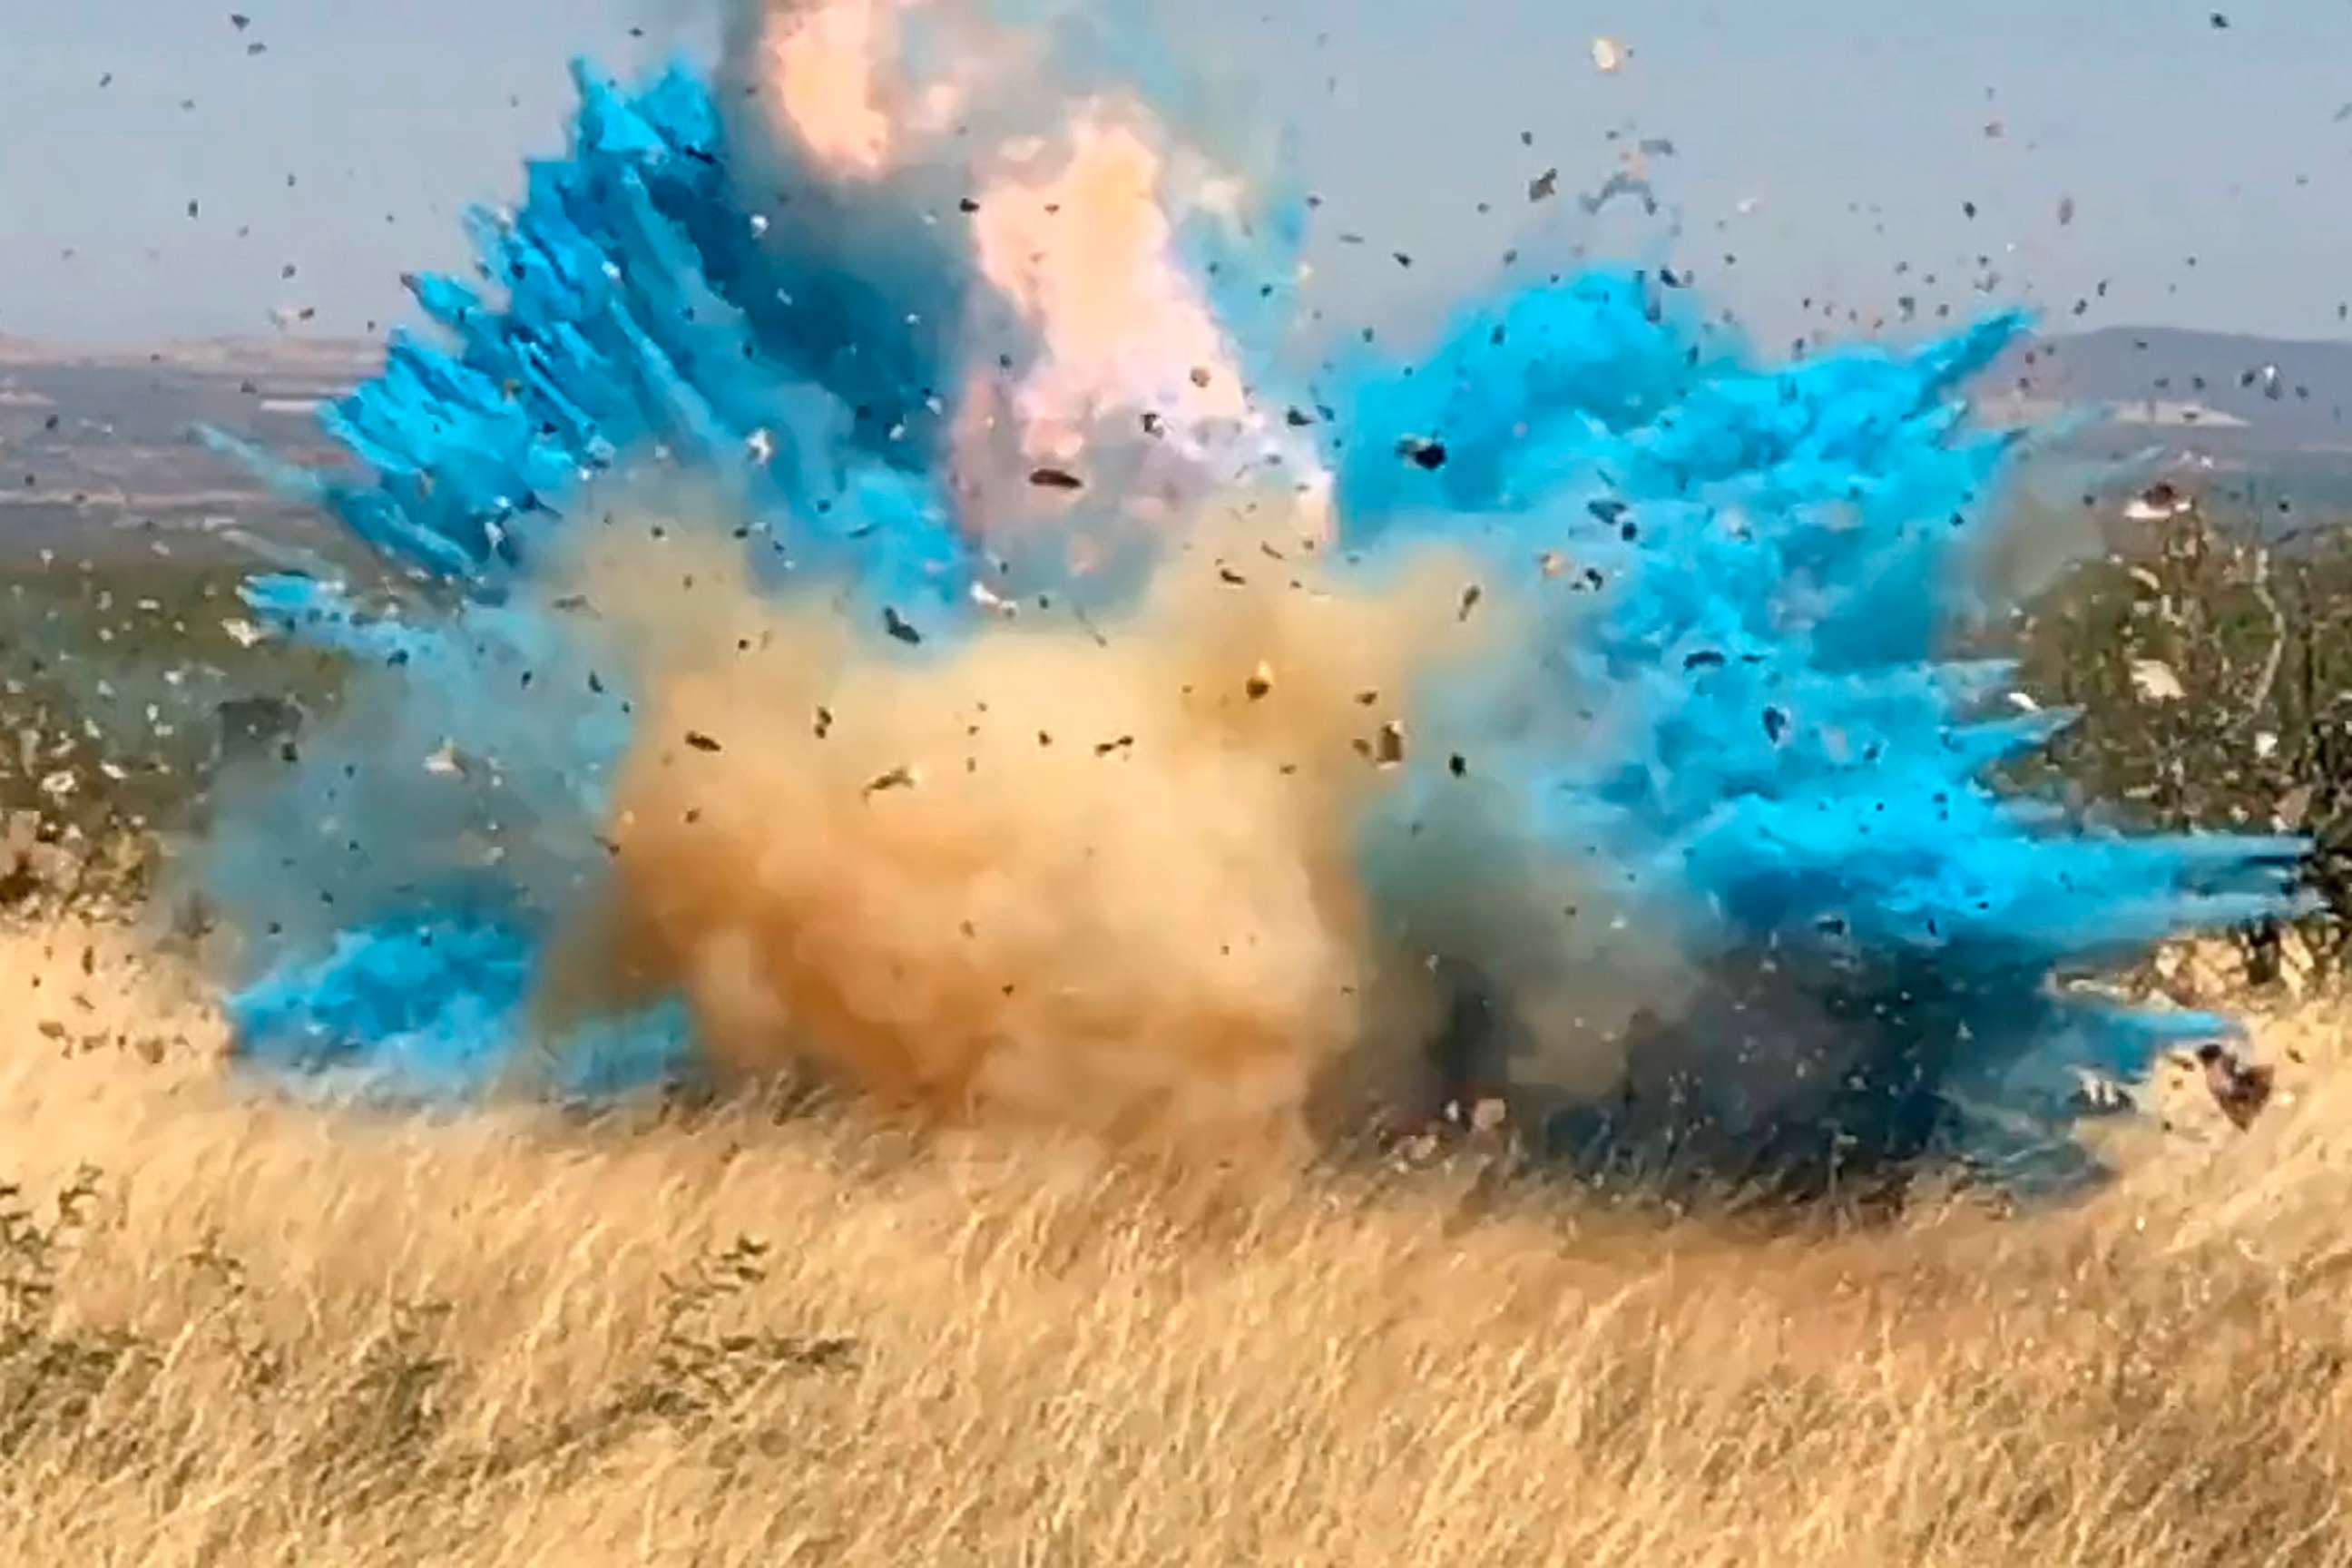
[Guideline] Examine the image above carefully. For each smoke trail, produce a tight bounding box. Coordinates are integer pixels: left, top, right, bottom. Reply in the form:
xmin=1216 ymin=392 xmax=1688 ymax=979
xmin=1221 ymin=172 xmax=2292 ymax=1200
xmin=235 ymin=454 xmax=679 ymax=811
xmin=196 ymin=6 xmax=2306 ymax=1179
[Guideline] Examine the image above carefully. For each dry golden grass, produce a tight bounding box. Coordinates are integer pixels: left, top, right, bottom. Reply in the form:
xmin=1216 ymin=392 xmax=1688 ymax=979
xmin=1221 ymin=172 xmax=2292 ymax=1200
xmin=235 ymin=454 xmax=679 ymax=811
xmin=0 ymin=918 xmax=2349 ymax=1566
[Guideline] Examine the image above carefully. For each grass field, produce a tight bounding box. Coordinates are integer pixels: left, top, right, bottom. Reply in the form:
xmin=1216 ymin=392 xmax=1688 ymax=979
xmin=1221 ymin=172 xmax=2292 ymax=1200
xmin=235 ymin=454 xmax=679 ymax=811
xmin=0 ymin=515 xmax=2348 ymax=1563
xmin=0 ymin=915 xmax=2342 ymax=1566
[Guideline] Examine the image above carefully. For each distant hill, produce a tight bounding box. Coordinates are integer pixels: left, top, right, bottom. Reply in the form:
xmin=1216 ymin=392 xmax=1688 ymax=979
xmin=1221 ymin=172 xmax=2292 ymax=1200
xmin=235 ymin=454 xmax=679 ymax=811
xmin=1985 ymin=326 xmax=2352 ymax=453
xmin=2080 ymin=327 xmax=2352 ymax=443
xmin=1975 ymin=326 xmax=2352 ymax=527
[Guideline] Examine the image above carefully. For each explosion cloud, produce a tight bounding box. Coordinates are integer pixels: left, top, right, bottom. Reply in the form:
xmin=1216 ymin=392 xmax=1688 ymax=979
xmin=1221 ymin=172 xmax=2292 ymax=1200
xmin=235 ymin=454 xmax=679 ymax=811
xmin=538 ymin=514 xmax=1498 ymax=1152
xmin=199 ymin=0 xmax=2306 ymax=1183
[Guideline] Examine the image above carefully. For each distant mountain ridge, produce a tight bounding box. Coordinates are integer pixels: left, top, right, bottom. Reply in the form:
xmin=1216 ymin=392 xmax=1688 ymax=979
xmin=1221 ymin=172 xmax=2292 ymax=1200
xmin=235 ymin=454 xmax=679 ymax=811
xmin=6 ymin=324 xmax=2352 ymax=565
xmin=1986 ymin=326 xmax=2352 ymax=454
xmin=8 ymin=321 xmax=2352 ymax=445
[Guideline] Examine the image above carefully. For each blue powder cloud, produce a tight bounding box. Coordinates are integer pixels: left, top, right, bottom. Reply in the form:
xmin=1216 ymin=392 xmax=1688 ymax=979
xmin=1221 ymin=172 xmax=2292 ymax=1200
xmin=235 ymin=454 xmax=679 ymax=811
xmin=198 ymin=45 xmax=2304 ymax=1180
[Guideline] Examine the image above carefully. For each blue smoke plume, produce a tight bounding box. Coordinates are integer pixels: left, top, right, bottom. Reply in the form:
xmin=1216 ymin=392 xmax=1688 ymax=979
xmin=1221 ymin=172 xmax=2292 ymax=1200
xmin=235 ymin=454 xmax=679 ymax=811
xmin=199 ymin=28 xmax=2303 ymax=1181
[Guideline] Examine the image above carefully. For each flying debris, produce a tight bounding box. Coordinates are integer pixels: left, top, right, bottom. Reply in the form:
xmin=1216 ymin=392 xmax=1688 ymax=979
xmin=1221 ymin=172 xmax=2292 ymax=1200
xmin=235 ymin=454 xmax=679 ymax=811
xmin=195 ymin=32 xmax=2305 ymax=1184
xmin=2195 ymin=1044 xmax=2272 ymax=1129
xmin=1581 ymin=171 xmax=1658 ymax=217
xmin=423 ymin=740 xmax=471 ymax=779
xmin=860 ymin=763 xmax=916 ymax=799
xmin=2130 ymin=660 xmax=2188 ymax=703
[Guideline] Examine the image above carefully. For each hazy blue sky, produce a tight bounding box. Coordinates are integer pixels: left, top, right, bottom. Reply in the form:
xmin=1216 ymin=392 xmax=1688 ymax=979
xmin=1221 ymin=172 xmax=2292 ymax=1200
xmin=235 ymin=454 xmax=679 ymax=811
xmin=5 ymin=0 xmax=2350 ymax=347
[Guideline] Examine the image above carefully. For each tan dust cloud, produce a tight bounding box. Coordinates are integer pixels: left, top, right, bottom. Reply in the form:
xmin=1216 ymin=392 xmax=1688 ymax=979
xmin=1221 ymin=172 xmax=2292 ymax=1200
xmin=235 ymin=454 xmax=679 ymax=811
xmin=535 ymin=514 xmax=1509 ymax=1154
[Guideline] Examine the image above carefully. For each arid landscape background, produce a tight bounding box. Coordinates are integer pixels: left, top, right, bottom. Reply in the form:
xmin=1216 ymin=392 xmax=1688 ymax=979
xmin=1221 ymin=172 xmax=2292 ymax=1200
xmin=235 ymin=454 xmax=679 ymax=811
xmin=0 ymin=332 xmax=2347 ymax=1563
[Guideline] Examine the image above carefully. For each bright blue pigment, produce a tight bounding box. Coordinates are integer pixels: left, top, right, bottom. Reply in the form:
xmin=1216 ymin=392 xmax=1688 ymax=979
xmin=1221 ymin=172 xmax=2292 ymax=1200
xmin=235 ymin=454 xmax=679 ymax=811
xmin=204 ymin=54 xmax=2305 ymax=1176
